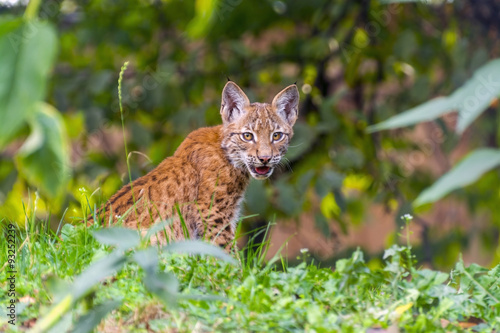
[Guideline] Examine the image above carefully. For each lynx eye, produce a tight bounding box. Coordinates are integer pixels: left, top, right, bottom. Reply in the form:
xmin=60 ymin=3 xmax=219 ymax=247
xmin=272 ymin=132 xmax=283 ymax=141
xmin=241 ymin=132 xmax=254 ymax=142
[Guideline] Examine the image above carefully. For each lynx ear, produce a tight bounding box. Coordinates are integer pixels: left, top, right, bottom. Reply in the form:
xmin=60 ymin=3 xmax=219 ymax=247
xmin=272 ymin=84 xmax=299 ymax=126
xmin=221 ymin=81 xmax=250 ymax=124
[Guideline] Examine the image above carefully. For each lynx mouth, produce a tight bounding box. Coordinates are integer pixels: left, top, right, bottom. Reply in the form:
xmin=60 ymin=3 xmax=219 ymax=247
xmin=249 ymin=165 xmax=273 ymax=179
xmin=254 ymin=166 xmax=271 ymax=175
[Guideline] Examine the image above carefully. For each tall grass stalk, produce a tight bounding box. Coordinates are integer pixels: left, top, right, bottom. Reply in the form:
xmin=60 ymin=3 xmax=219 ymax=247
xmin=117 ymin=61 xmax=139 ymax=221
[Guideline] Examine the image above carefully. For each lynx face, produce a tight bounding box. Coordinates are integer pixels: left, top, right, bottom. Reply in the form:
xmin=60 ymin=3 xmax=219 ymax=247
xmin=220 ymin=82 xmax=299 ymax=179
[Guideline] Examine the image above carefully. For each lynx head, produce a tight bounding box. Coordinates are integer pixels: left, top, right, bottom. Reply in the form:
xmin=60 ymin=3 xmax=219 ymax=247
xmin=220 ymin=81 xmax=299 ymax=180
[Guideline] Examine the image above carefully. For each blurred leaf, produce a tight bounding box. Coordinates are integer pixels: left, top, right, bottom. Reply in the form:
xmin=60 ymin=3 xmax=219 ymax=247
xmin=71 ymin=251 xmax=127 ymax=300
xmin=144 ymin=219 xmax=173 ymax=241
xmin=414 ymin=269 xmax=449 ymax=289
xmin=88 ymin=70 xmax=114 ymax=95
xmin=334 ymin=148 xmax=365 ymax=169
xmin=72 ymin=300 xmax=122 ymax=333
xmin=186 ymin=0 xmax=217 ymax=39
xmin=414 ymin=149 xmax=500 ymax=207
xmin=323 ymin=170 xmax=344 ymax=189
xmin=275 ymin=180 xmax=301 ymax=216
xmin=164 ymin=240 xmax=237 ymax=264
xmin=298 ymin=170 xmax=315 ymax=191
xmin=393 ymin=30 xmax=417 ymax=60
xmin=16 ymin=103 xmax=70 ymax=199
xmin=368 ymin=60 xmax=500 ymax=134
xmin=245 ymin=179 xmax=268 ymax=216
xmin=314 ymin=213 xmax=330 ymax=238
xmin=144 ymin=271 xmax=179 ymax=305
xmin=46 ymin=313 xmax=72 ymax=333
xmin=320 ymin=192 xmax=340 ymax=219
xmin=92 ymin=227 xmax=141 ymax=250
xmin=366 ymin=97 xmax=452 ymax=133
xmin=132 ymin=247 xmax=159 ymax=273
xmin=286 ymin=122 xmax=316 ymax=161
xmin=33 ymin=294 xmax=73 ymax=333
xmin=0 ymin=19 xmax=57 ymax=147
xmin=450 ymin=59 xmax=500 ymax=133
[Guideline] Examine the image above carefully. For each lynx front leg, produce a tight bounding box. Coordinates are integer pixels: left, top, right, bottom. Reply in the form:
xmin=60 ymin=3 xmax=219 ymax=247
xmin=191 ymin=203 xmax=236 ymax=252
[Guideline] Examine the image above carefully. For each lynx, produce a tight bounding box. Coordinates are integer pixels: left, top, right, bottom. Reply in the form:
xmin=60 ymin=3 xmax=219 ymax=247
xmin=87 ymin=81 xmax=299 ymax=251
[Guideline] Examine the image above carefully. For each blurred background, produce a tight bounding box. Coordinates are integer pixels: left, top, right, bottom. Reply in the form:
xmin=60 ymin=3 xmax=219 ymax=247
xmin=1 ymin=0 xmax=500 ymax=270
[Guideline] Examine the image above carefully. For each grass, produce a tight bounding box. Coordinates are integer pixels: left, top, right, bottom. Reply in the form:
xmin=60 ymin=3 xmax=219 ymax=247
xmin=0 ymin=213 xmax=499 ymax=333
xmin=1 ymin=64 xmax=498 ymax=333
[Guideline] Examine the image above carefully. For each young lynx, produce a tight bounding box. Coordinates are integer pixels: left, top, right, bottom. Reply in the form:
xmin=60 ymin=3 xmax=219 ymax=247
xmin=88 ymin=81 xmax=299 ymax=250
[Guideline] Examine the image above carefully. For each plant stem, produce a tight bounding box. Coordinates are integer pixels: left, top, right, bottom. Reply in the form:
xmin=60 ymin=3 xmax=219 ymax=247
xmin=24 ymin=0 xmax=42 ymax=20
xmin=118 ymin=62 xmax=131 ymax=185
xmin=462 ymin=268 xmax=500 ymax=304
xmin=117 ymin=62 xmax=138 ymax=218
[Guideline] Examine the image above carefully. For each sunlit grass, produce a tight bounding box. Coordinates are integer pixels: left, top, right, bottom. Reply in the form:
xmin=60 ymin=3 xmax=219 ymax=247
xmin=0 ymin=209 xmax=499 ymax=332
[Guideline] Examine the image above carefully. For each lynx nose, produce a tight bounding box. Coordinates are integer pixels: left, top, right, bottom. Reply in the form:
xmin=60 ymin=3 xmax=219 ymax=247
xmin=258 ymin=155 xmax=271 ymax=164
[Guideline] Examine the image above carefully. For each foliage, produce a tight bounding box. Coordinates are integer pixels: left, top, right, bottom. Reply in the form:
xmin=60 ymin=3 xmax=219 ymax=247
xmin=1 ymin=0 xmax=500 ymax=266
xmin=369 ymin=59 xmax=500 ymax=208
xmin=0 ymin=217 xmax=499 ymax=332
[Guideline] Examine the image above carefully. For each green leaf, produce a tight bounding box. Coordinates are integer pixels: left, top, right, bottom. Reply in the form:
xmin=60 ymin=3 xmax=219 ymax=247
xmin=366 ymin=97 xmax=453 ymax=133
xmin=144 ymin=271 xmax=179 ymax=305
xmin=186 ymin=0 xmax=217 ymax=39
xmin=450 ymin=59 xmax=500 ymax=133
xmin=144 ymin=219 xmax=173 ymax=241
xmin=132 ymin=247 xmax=159 ymax=273
xmin=414 ymin=149 xmax=500 ymax=206
xmin=0 ymin=19 xmax=57 ymax=147
xmin=71 ymin=251 xmax=127 ymax=300
xmin=16 ymin=103 xmax=70 ymax=199
xmin=72 ymin=300 xmax=122 ymax=333
xmin=368 ymin=60 xmax=500 ymax=134
xmin=286 ymin=122 xmax=316 ymax=161
xmin=92 ymin=227 xmax=141 ymax=250
xmin=245 ymin=179 xmax=269 ymax=216
xmin=164 ymin=240 xmax=237 ymax=265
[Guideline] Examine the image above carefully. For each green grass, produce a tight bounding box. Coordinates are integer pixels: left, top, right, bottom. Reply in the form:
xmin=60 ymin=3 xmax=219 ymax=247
xmin=0 ymin=65 xmax=498 ymax=333
xmin=0 ymin=214 xmax=499 ymax=333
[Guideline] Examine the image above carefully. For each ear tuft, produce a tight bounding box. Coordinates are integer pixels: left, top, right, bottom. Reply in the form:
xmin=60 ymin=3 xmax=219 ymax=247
xmin=272 ymin=85 xmax=299 ymax=126
xmin=220 ymin=81 xmax=250 ymax=124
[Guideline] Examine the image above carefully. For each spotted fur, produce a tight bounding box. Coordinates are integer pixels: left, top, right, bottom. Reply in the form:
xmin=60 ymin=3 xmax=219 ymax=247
xmin=87 ymin=82 xmax=299 ymax=251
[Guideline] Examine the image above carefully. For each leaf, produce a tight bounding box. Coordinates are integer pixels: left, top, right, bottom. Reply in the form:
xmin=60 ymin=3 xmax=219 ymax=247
xmin=72 ymin=300 xmax=122 ymax=333
xmin=0 ymin=19 xmax=57 ymax=147
xmin=16 ymin=103 xmax=70 ymax=200
xmin=32 ymin=294 xmax=73 ymax=333
xmin=414 ymin=149 xmax=500 ymax=206
xmin=164 ymin=240 xmax=237 ymax=265
xmin=92 ymin=227 xmax=141 ymax=250
xmin=133 ymin=247 xmax=159 ymax=273
xmin=144 ymin=219 xmax=173 ymax=241
xmin=71 ymin=251 xmax=127 ymax=300
xmin=450 ymin=59 xmax=500 ymax=133
xmin=320 ymin=192 xmax=340 ymax=219
xmin=143 ymin=271 xmax=179 ymax=305
xmin=367 ymin=60 xmax=500 ymax=134
xmin=286 ymin=122 xmax=316 ymax=161
xmin=366 ymin=97 xmax=453 ymax=133
xmin=245 ymin=179 xmax=269 ymax=216
xmin=394 ymin=302 xmax=413 ymax=317
xmin=275 ymin=180 xmax=301 ymax=216
xmin=186 ymin=0 xmax=217 ymax=39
